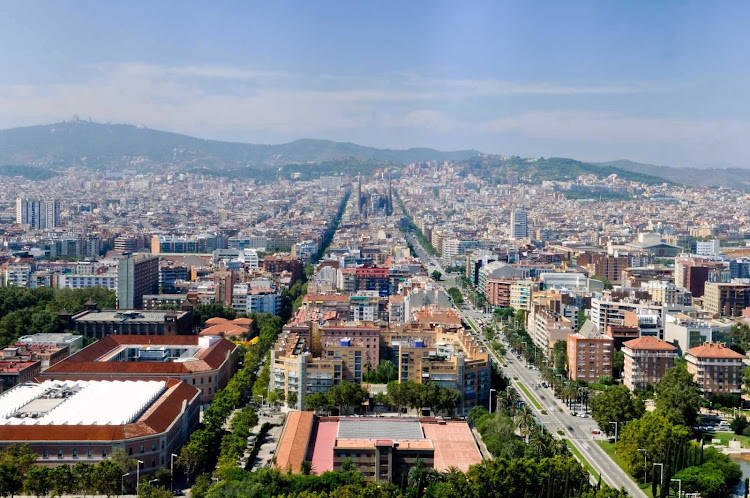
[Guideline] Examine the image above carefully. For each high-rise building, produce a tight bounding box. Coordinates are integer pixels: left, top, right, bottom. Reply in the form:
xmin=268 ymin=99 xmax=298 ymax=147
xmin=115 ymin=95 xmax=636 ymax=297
xmin=16 ymin=199 xmax=60 ymax=229
xmin=510 ymin=208 xmax=528 ymax=240
xmin=117 ymin=254 xmax=159 ymax=309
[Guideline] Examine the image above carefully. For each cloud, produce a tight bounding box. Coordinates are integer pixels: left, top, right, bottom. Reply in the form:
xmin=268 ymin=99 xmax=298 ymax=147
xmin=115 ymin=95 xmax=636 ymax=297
xmin=1 ymin=62 xmax=749 ymax=166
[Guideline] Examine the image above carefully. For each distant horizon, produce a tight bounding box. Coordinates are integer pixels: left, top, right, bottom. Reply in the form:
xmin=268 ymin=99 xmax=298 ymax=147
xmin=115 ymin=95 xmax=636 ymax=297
xmin=3 ymin=2 xmax=750 ymax=169
xmin=0 ymin=118 xmax=700 ymax=171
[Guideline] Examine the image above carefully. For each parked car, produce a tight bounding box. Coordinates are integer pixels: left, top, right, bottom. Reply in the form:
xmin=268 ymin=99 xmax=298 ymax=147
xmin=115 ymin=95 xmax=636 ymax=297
xmin=591 ymin=429 xmax=601 ymax=435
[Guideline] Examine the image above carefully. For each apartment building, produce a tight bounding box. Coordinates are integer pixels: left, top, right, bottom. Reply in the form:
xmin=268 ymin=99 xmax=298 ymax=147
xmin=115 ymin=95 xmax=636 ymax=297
xmin=703 ymin=282 xmax=750 ymax=317
xmin=685 ymin=342 xmax=744 ymax=397
xmin=622 ymin=336 xmax=678 ymax=391
xmin=567 ymin=322 xmax=614 ymax=383
xmin=663 ymin=313 xmax=732 ymax=354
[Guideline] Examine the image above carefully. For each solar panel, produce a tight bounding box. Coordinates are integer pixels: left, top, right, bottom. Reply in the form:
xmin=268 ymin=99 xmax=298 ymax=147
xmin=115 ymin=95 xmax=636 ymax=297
xmin=337 ymin=418 xmax=424 ymax=440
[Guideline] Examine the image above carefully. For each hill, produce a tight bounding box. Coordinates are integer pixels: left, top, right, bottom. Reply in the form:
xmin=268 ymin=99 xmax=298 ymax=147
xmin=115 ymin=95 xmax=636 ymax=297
xmin=0 ymin=120 xmax=479 ymax=170
xmin=460 ymin=155 xmax=669 ymax=185
xmin=596 ymin=160 xmax=750 ymax=191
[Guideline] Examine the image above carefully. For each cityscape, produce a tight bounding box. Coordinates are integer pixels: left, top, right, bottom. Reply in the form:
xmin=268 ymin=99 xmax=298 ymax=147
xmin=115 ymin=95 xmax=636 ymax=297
xmin=2 ymin=3 xmax=750 ymax=498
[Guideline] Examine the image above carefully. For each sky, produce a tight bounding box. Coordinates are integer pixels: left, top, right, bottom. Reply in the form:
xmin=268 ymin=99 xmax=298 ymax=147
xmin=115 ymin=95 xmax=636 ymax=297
xmin=1 ymin=1 xmax=750 ymax=168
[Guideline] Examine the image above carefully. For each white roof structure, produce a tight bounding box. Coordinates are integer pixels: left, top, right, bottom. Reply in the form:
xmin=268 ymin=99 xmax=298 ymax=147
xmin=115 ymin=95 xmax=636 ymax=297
xmin=0 ymin=380 xmax=166 ymax=426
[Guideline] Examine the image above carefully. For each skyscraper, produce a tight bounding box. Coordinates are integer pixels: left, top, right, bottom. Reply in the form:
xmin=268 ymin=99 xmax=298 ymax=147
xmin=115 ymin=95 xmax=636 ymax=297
xmin=16 ymin=199 xmax=61 ymax=229
xmin=117 ymin=254 xmax=159 ymax=309
xmin=510 ymin=208 xmax=528 ymax=240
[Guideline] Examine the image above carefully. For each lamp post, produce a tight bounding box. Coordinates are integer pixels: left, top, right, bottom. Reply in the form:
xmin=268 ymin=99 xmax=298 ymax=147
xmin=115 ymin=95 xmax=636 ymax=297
xmin=122 ymin=472 xmax=130 ymax=496
xmin=489 ymin=388 xmax=497 ymax=414
xmin=609 ymin=421 xmax=619 ymax=443
xmin=170 ymin=453 xmax=179 ymax=493
xmin=136 ymin=460 xmax=144 ymax=494
xmin=653 ymin=463 xmax=663 ymax=486
xmin=638 ymin=448 xmax=647 ymax=483
xmin=671 ymin=478 xmax=682 ymax=497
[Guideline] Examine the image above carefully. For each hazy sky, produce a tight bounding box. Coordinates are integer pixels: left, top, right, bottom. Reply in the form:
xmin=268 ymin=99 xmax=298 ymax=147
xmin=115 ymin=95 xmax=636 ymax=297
xmin=2 ymin=1 xmax=750 ymax=168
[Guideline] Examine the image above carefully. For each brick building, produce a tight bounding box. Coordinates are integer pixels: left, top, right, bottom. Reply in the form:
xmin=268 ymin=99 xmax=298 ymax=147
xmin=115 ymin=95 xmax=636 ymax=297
xmin=685 ymin=342 xmax=744 ymax=397
xmin=622 ymin=336 xmax=678 ymax=391
xmin=567 ymin=322 xmax=614 ymax=383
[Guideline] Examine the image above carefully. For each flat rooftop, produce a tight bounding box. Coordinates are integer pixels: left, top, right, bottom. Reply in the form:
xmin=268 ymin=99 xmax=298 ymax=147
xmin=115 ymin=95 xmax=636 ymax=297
xmin=74 ymin=310 xmax=188 ymax=322
xmin=0 ymin=379 xmax=166 ymax=426
xmin=337 ymin=418 xmax=424 ymax=440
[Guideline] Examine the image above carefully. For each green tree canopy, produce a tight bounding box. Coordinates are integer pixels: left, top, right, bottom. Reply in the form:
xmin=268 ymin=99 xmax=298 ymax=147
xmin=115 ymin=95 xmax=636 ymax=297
xmin=589 ymin=384 xmax=645 ymax=435
xmin=655 ymin=364 xmax=702 ymax=426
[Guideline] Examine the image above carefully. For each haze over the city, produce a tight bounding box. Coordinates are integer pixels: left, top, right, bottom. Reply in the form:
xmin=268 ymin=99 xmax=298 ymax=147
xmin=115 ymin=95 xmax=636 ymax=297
xmin=2 ymin=1 xmax=750 ymax=168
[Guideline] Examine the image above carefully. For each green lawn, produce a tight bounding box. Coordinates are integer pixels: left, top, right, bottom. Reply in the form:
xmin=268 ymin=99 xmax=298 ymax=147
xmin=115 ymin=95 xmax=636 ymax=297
xmin=703 ymin=431 xmax=750 ymax=447
xmin=597 ymin=441 xmax=655 ymax=498
xmin=516 ymin=382 xmax=543 ymax=410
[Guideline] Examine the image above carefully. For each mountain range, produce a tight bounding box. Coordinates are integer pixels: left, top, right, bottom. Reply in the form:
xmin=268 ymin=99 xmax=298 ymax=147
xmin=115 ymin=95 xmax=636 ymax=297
xmin=1 ymin=120 xmax=749 ymax=190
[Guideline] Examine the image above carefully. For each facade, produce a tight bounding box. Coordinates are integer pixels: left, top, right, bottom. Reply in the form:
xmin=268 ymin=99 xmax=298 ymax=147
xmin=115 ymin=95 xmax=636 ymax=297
xmin=42 ymin=335 xmax=238 ymax=404
xmin=510 ymin=208 xmax=528 ymax=240
xmin=530 ymin=306 xmax=574 ymax=356
xmin=275 ymin=415 xmax=482 ymax=482
xmin=261 ymin=255 xmax=304 ymax=283
xmin=567 ymin=322 xmax=614 ymax=383
xmin=16 ymin=198 xmax=60 ymax=229
xmin=0 ymin=379 xmax=199 ymax=475
xmin=663 ymin=314 xmax=732 ymax=355
xmin=509 ymin=280 xmax=534 ymax=311
xmin=703 ymin=282 xmax=750 ymax=317
xmin=66 ymin=308 xmax=194 ymax=339
xmin=593 ymin=254 xmax=628 ymax=284
xmin=622 ymin=336 xmax=678 ymax=391
xmin=117 ymin=254 xmax=159 ymax=309
xmin=685 ymin=342 xmax=744 ymax=397
xmin=59 ymin=273 xmax=118 ymax=292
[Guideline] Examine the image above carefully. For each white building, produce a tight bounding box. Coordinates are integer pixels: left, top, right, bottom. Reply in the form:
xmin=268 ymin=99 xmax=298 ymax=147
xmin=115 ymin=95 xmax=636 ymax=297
xmin=695 ymin=239 xmax=721 ymax=257
xmin=663 ymin=313 xmax=732 ymax=354
xmin=232 ymin=282 xmax=281 ymax=315
xmin=58 ymin=273 xmax=119 ymax=292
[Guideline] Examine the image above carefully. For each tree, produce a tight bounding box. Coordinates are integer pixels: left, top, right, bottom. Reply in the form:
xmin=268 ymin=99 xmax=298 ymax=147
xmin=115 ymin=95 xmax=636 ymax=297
xmin=341 ymin=457 xmax=358 ymax=472
xmin=732 ymin=416 xmax=748 ymax=435
xmin=110 ymin=447 xmax=136 ymax=474
xmin=592 ymin=276 xmax=614 ymax=289
xmin=431 ymin=270 xmax=442 ymax=282
xmin=287 ymin=391 xmax=299 ymax=409
xmin=93 ymin=460 xmax=123 ymax=498
xmin=514 ymin=406 xmax=536 ymax=443
xmin=300 ymin=460 xmax=313 ymax=476
xmin=655 ymin=364 xmax=702 ymax=426
xmin=387 ymin=381 xmax=409 ymax=417
xmin=177 ymin=439 xmax=207 ymax=479
xmin=552 ymin=340 xmax=568 ymax=374
xmin=72 ymin=462 xmax=95 ymax=497
xmin=49 ymin=465 xmax=75 ymax=497
xmin=617 ymin=412 xmax=689 ymax=482
xmin=589 ymin=384 xmax=645 ymax=435
xmin=23 ymin=466 xmax=50 ymax=498
xmin=612 ymin=350 xmax=625 ymax=379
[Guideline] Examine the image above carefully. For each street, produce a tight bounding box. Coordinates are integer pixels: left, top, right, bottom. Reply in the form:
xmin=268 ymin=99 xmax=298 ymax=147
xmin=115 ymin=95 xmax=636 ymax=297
xmin=408 ymin=233 xmax=646 ymax=498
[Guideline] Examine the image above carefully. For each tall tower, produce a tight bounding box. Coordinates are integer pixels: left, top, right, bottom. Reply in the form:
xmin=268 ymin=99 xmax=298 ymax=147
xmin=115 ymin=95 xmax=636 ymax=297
xmin=510 ymin=207 xmax=528 ymax=240
xmin=357 ymin=174 xmax=362 ymax=215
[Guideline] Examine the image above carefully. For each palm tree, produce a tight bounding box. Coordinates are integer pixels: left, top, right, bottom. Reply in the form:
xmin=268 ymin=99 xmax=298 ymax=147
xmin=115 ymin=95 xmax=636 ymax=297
xmin=561 ymin=384 xmax=576 ymax=410
xmin=515 ymin=406 xmax=535 ymax=443
xmin=506 ymin=387 xmax=520 ymax=413
xmin=532 ymin=434 xmax=547 ymax=455
xmin=408 ymin=457 xmax=429 ymax=498
xmin=579 ymin=387 xmax=590 ymax=413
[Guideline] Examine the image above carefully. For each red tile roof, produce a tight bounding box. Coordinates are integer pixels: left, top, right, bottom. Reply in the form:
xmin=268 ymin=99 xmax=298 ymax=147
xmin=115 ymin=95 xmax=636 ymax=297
xmin=687 ymin=342 xmax=745 ymax=359
xmin=275 ymin=411 xmax=314 ymax=474
xmin=622 ymin=336 xmax=678 ymax=352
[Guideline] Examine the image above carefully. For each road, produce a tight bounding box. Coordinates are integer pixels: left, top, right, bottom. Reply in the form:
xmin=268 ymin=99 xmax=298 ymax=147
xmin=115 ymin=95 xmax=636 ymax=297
xmin=407 ymin=233 xmax=646 ymax=497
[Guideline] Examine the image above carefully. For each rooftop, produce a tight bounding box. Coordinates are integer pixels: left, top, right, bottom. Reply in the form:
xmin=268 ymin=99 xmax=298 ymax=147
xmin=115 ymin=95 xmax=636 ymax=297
xmin=687 ymin=342 xmax=745 ymax=360
xmin=0 ymin=379 xmax=165 ymax=425
xmin=622 ymin=336 xmax=678 ymax=352
xmin=73 ymin=309 xmax=190 ymax=323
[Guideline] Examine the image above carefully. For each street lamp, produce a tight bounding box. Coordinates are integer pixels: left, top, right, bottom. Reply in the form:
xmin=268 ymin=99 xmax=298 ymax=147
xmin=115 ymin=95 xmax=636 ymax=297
xmin=489 ymin=388 xmax=497 ymax=413
xmin=122 ymin=472 xmax=130 ymax=495
xmin=653 ymin=463 xmax=663 ymax=487
xmin=136 ymin=460 xmax=144 ymax=494
xmin=671 ymin=478 xmax=682 ymax=497
xmin=638 ymin=448 xmax=647 ymax=483
xmin=170 ymin=453 xmax=179 ymax=493
xmin=609 ymin=421 xmax=619 ymax=443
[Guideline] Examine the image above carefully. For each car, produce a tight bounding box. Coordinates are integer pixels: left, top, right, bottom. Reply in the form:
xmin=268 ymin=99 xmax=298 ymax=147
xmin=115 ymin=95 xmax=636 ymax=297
xmin=591 ymin=429 xmax=601 ymax=435
xmin=579 ymin=413 xmax=589 ymax=418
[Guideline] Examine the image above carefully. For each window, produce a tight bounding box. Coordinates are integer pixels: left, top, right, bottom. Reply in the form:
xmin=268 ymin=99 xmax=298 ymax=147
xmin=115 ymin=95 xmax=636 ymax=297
xmin=102 ymin=449 xmax=108 ymax=458
xmin=192 ymin=378 xmax=196 ymax=385
xmin=58 ymin=450 xmax=63 ymax=458
xmin=73 ymin=450 xmax=78 ymax=458
xmin=140 ymin=445 xmax=145 ymax=453
xmin=43 ymin=449 xmax=48 ymax=458
xmin=88 ymin=449 xmax=93 ymax=458
xmin=128 ymin=448 xmax=133 ymax=455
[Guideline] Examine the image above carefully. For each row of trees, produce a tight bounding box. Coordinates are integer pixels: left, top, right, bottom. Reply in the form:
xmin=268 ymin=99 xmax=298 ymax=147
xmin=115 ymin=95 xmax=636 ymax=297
xmin=0 ymin=286 xmax=116 ymax=346
xmin=363 ymin=359 xmax=398 ymax=383
xmin=305 ymin=382 xmax=370 ymax=415
xmin=379 ymin=380 xmax=461 ymax=416
xmin=202 ymin=456 xmax=627 ymax=498
xmin=176 ymin=312 xmax=283 ymax=480
xmin=0 ymin=444 xmax=172 ymax=497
